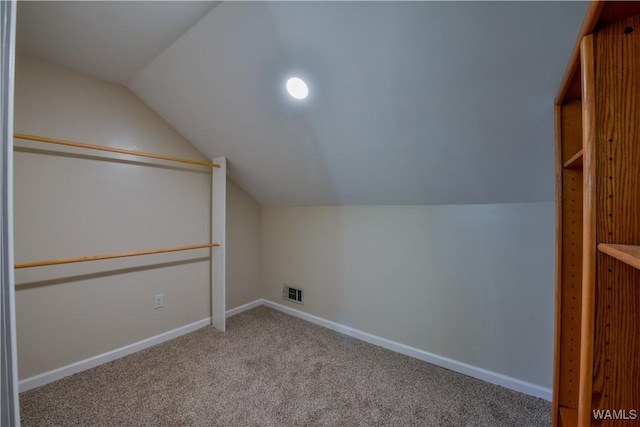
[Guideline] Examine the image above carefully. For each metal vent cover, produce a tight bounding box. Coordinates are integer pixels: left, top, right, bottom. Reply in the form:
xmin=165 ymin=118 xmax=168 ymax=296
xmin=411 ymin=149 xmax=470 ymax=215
xmin=282 ymin=284 xmax=303 ymax=305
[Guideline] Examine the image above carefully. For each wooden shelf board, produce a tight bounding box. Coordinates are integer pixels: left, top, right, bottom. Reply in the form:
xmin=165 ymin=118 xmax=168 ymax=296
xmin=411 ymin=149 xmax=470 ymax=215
xmin=559 ymin=407 xmax=578 ymax=427
xmin=563 ymin=149 xmax=583 ymax=169
xmin=598 ymin=243 xmax=640 ymax=270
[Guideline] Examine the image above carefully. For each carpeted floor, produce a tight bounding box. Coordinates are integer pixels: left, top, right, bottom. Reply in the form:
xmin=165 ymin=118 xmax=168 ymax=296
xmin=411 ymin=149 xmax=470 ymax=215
xmin=20 ymin=306 xmax=550 ymax=426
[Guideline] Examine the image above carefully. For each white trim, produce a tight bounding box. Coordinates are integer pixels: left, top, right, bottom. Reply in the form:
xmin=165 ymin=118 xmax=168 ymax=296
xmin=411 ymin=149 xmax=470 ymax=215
xmin=211 ymin=156 xmax=226 ymax=331
xmin=19 ymin=317 xmax=211 ymax=392
xmin=260 ymin=299 xmax=552 ymax=401
xmin=18 ymin=299 xmax=553 ymax=401
xmin=1 ymin=0 xmax=19 ymax=424
xmin=225 ymin=300 xmax=263 ymax=318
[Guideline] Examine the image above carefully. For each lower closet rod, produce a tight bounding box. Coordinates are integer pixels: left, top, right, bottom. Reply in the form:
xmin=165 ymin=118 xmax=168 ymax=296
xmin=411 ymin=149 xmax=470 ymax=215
xmin=14 ymin=243 xmax=220 ymax=269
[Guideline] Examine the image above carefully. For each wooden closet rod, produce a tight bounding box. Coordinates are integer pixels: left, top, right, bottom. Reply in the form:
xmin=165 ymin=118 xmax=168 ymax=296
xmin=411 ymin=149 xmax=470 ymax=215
xmin=14 ymin=133 xmax=221 ymax=169
xmin=14 ymin=243 xmax=220 ymax=269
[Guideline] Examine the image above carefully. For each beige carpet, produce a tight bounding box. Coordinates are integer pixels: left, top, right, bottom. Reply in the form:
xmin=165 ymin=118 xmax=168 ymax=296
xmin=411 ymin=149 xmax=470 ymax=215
xmin=20 ymin=306 xmax=550 ymax=426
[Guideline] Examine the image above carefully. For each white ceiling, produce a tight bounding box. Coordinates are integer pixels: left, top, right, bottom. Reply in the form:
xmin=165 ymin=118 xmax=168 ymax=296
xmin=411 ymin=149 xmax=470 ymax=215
xmin=17 ymin=1 xmax=588 ymax=206
xmin=16 ymin=1 xmax=218 ymax=85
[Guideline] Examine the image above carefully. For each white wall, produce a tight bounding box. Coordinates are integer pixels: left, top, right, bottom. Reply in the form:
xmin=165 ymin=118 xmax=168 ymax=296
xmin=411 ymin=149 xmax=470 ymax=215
xmin=226 ymin=178 xmax=262 ymax=309
xmin=261 ymin=202 xmax=555 ymax=388
xmin=13 ymin=54 xmax=214 ymax=380
xmin=12 ymin=54 xmax=555 ymax=395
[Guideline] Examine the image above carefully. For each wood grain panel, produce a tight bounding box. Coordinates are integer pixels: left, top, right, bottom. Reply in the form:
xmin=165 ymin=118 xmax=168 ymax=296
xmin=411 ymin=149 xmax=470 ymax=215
xmin=563 ymin=69 xmax=583 ymax=103
xmin=555 ymin=1 xmax=640 ymax=104
xmin=553 ymin=104 xmax=563 ymax=427
xmin=579 ymin=34 xmax=597 ymax=427
xmin=559 ymin=168 xmax=584 ymax=410
xmin=555 ymin=1 xmax=604 ymax=104
xmin=560 ymin=406 xmax=578 ymax=427
xmin=596 ymin=2 xmax=640 ymax=33
xmin=561 ymin=101 xmax=584 ymax=165
xmin=592 ymin=14 xmax=640 ymax=424
xmin=591 ymin=255 xmax=640 ymax=425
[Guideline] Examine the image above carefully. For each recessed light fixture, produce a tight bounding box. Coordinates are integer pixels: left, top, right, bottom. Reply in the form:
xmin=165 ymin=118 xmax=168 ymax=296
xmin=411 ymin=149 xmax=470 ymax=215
xmin=286 ymin=77 xmax=309 ymax=100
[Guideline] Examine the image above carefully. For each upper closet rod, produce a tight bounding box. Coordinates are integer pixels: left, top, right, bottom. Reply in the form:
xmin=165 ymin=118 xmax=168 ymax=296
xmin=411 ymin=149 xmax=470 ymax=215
xmin=14 ymin=133 xmax=220 ymax=169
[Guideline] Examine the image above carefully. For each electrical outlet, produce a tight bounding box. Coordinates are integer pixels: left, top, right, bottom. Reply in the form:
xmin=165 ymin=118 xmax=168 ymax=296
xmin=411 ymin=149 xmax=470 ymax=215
xmin=154 ymin=293 xmax=164 ymax=309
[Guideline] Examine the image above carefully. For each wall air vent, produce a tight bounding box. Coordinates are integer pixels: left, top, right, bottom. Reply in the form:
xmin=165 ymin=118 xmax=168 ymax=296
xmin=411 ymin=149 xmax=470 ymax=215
xmin=282 ymin=284 xmax=303 ymax=305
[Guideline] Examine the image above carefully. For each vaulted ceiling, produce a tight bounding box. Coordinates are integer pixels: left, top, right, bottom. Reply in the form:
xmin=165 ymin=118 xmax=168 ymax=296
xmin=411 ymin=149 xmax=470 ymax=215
xmin=17 ymin=1 xmax=588 ymax=206
xmin=17 ymin=1 xmax=219 ymax=84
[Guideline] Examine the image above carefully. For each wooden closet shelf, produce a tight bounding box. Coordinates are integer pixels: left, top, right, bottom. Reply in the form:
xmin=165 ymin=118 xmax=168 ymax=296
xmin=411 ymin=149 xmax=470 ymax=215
xmin=563 ymin=149 xmax=583 ymax=169
xmin=598 ymin=243 xmax=640 ymax=270
xmin=559 ymin=407 xmax=577 ymax=427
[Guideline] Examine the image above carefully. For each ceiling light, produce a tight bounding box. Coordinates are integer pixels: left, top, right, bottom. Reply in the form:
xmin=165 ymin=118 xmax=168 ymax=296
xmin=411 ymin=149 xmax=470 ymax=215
xmin=286 ymin=77 xmax=309 ymax=100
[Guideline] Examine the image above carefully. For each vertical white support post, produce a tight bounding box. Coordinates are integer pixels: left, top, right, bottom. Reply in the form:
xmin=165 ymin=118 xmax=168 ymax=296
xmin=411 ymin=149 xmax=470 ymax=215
xmin=0 ymin=0 xmax=19 ymax=424
xmin=211 ymin=157 xmax=226 ymax=331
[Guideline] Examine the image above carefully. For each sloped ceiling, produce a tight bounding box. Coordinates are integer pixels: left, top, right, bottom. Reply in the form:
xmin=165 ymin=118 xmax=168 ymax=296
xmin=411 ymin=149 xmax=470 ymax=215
xmin=17 ymin=1 xmax=218 ymax=85
xmin=17 ymin=1 xmax=588 ymax=206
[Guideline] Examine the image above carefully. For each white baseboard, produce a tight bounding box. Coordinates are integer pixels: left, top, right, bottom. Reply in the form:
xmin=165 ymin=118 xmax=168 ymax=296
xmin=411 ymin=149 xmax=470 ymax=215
xmin=225 ymin=300 xmax=263 ymax=318
xmin=260 ymin=299 xmax=552 ymax=401
xmin=20 ymin=300 xmax=552 ymax=401
xmin=21 ymin=300 xmax=261 ymax=393
xmin=19 ymin=317 xmax=211 ymax=393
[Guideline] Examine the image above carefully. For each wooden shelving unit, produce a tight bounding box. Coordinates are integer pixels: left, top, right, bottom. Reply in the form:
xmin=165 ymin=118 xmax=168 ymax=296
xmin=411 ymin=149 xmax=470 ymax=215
xmin=563 ymin=149 xmax=584 ymax=169
xmin=553 ymin=2 xmax=640 ymax=426
xmin=560 ymin=407 xmax=579 ymax=427
xmin=598 ymin=244 xmax=640 ymax=271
